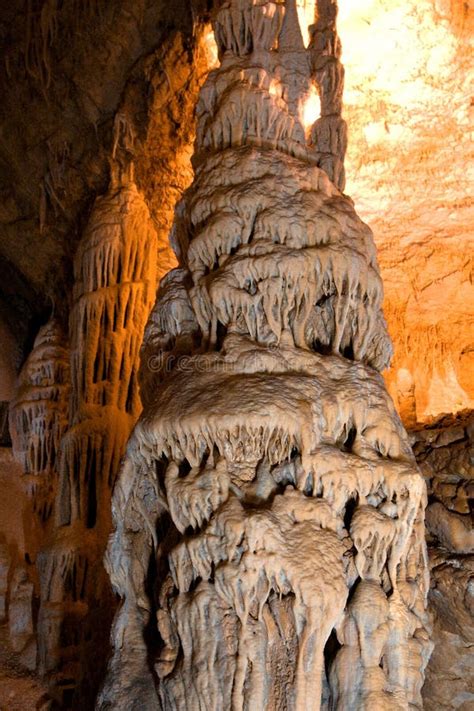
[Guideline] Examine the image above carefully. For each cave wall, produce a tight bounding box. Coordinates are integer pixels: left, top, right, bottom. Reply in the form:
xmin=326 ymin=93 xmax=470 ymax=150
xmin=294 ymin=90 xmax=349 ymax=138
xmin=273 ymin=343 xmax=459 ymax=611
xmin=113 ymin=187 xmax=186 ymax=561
xmin=338 ymin=0 xmax=474 ymax=424
xmin=411 ymin=411 xmax=474 ymax=710
xmin=0 ymin=0 xmax=212 ymax=350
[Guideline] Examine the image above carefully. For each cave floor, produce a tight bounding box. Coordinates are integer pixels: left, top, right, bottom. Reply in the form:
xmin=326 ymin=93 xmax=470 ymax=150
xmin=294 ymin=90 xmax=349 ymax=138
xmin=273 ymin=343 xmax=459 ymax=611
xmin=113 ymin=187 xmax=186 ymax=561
xmin=0 ymin=625 xmax=50 ymax=711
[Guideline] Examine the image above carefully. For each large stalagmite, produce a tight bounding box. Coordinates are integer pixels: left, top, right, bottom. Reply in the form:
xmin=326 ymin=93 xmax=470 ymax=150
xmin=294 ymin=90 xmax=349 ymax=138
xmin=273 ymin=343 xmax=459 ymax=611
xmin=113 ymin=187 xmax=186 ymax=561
xmin=101 ymin=2 xmax=431 ymax=709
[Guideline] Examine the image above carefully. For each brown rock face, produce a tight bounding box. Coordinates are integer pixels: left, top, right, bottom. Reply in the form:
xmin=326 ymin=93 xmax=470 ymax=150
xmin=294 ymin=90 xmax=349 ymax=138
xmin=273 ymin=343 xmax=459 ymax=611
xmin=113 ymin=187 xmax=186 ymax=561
xmin=410 ymin=412 xmax=474 ymax=710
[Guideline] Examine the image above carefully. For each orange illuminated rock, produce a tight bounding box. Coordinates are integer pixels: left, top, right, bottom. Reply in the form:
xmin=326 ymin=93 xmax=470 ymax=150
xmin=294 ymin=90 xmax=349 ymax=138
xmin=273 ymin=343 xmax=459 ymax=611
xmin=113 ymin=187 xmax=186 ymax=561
xmin=338 ymin=0 xmax=474 ymax=424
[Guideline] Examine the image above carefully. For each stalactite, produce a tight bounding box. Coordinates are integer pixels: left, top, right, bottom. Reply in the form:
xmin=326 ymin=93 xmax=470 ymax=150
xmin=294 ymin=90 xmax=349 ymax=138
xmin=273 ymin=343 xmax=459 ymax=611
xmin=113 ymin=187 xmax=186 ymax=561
xmin=100 ymin=1 xmax=431 ymax=709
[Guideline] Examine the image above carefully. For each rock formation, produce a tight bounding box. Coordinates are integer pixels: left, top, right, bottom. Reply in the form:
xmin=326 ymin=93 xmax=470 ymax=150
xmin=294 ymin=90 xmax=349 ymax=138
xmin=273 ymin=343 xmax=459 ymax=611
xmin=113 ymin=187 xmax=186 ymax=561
xmin=33 ymin=171 xmax=160 ymax=706
xmin=8 ymin=319 xmax=69 ymax=669
xmin=5 ymin=170 xmax=162 ymax=706
xmin=9 ymin=318 xmax=70 ymax=549
xmin=309 ymin=0 xmax=347 ymax=190
xmin=101 ymin=2 xmax=431 ymax=709
xmin=412 ymin=411 xmax=474 ymax=711
xmin=1 ymin=7 xmax=213 ymax=705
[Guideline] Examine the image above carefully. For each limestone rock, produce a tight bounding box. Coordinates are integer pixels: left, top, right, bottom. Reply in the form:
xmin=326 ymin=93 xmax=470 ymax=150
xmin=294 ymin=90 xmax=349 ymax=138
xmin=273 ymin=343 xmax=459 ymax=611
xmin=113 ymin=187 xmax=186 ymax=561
xmin=100 ymin=3 xmax=430 ymax=709
xmin=423 ymin=550 xmax=474 ymax=710
xmin=425 ymin=503 xmax=473 ymax=555
xmin=9 ymin=317 xmax=70 ymax=554
xmin=338 ymin=0 xmax=474 ymax=424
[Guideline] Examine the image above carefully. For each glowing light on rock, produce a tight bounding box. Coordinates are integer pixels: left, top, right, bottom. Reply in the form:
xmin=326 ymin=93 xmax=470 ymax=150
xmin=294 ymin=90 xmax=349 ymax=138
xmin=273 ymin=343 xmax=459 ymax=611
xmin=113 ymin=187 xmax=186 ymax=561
xmin=268 ymin=79 xmax=281 ymax=97
xmin=203 ymin=26 xmax=219 ymax=69
xmin=296 ymin=0 xmax=316 ymax=47
xmin=337 ymin=0 xmax=474 ymax=423
xmin=338 ymin=0 xmax=458 ymax=162
xmin=302 ymin=83 xmax=321 ymax=132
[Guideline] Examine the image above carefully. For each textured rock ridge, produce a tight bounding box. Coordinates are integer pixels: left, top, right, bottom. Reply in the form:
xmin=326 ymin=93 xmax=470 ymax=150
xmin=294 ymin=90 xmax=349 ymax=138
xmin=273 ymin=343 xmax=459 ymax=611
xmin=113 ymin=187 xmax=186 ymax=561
xmin=101 ymin=2 xmax=431 ymax=710
xmin=410 ymin=412 xmax=474 ymax=710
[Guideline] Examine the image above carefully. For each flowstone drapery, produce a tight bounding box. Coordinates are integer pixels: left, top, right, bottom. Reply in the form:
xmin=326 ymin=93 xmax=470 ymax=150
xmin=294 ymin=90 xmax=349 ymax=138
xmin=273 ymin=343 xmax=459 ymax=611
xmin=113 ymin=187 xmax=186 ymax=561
xmin=101 ymin=2 xmax=431 ymax=709
xmin=8 ymin=318 xmax=69 ymax=667
xmin=10 ymin=318 xmax=70 ymax=542
xmin=35 ymin=172 xmax=159 ymax=704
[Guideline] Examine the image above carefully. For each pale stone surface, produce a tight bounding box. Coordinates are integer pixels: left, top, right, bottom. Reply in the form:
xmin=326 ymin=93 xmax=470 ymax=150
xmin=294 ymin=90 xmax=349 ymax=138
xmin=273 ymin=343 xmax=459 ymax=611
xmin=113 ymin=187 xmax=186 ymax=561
xmin=100 ymin=3 xmax=430 ymax=709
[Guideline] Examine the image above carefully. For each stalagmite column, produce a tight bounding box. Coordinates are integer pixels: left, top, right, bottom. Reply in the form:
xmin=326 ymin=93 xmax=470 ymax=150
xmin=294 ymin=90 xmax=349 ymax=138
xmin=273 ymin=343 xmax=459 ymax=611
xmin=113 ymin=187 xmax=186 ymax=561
xmin=101 ymin=2 xmax=431 ymax=709
xmin=58 ymin=169 xmax=158 ymax=534
xmin=37 ymin=170 xmax=159 ymax=704
xmin=9 ymin=318 xmax=70 ymax=551
xmin=8 ymin=317 xmax=70 ymax=667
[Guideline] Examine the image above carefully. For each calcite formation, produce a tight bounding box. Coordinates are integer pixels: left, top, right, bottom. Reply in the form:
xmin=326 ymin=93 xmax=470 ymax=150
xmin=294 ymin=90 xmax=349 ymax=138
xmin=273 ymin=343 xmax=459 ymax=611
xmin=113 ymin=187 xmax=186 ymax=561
xmin=7 ymin=320 xmax=69 ymax=669
xmin=9 ymin=318 xmax=70 ymax=540
xmin=35 ymin=172 xmax=159 ymax=703
xmin=102 ymin=2 xmax=431 ymax=710
xmin=58 ymin=170 xmax=157 ymax=532
xmin=309 ymin=0 xmax=347 ymax=190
